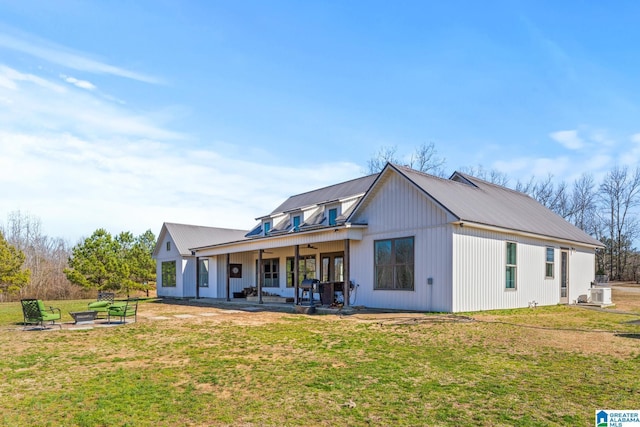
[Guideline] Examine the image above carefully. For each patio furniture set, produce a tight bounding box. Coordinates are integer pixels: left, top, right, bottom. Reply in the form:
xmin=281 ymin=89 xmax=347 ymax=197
xmin=20 ymin=292 xmax=138 ymax=329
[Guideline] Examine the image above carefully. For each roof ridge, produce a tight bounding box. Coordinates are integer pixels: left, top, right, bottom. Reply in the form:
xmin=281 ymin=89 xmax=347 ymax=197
xmin=285 ymin=172 xmax=379 ymax=199
xmin=165 ymin=222 xmax=248 ymax=232
xmin=453 ymin=171 xmax=534 ymax=198
xmin=392 ymin=164 xmax=473 ymax=188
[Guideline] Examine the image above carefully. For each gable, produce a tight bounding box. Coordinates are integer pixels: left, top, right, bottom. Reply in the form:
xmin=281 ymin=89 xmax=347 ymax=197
xmin=349 ymin=167 xmax=457 ymax=228
xmin=153 ymin=223 xmax=249 ymax=257
xmin=349 ymin=163 xmax=602 ymax=248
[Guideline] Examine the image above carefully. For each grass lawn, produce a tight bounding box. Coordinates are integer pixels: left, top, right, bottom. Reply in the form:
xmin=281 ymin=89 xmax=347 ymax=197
xmin=0 ymin=290 xmax=638 ymax=427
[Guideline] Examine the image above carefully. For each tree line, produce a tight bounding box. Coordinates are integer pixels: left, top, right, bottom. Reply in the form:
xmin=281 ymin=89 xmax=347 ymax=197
xmin=368 ymin=143 xmax=640 ymax=282
xmin=2 ymin=145 xmax=639 ymax=301
xmin=0 ymin=211 xmax=156 ymax=302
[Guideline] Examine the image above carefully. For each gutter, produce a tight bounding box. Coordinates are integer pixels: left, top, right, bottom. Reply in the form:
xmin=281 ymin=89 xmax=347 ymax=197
xmin=454 ymin=220 xmax=604 ymax=249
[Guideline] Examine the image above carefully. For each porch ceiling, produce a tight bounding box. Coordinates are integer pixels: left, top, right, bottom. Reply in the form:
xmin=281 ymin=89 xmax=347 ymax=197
xmin=192 ymin=226 xmax=364 ymax=257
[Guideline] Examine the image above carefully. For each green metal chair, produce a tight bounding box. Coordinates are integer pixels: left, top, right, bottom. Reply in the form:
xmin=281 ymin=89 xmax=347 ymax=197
xmin=107 ymin=299 xmax=138 ymax=324
xmin=21 ymin=299 xmax=62 ymax=329
xmin=88 ymin=291 xmax=115 ymax=318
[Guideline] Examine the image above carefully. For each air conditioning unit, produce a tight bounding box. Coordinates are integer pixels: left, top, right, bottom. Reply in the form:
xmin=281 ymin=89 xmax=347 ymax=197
xmin=589 ymin=287 xmax=612 ymax=305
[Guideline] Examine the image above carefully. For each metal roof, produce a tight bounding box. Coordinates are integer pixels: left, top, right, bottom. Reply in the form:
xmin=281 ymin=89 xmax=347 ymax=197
xmin=154 ymin=222 xmax=249 ymax=256
xmin=392 ymin=165 xmax=603 ymax=247
xmin=269 ymin=173 xmax=378 ymax=215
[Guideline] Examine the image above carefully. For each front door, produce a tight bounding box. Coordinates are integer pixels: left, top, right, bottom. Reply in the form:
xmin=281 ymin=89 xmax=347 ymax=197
xmin=320 ymin=252 xmax=344 ymax=304
xmin=560 ymin=250 xmax=569 ymax=303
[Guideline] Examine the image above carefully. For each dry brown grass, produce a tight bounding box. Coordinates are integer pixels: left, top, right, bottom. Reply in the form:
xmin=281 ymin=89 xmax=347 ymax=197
xmin=1 ymin=294 xmax=638 ymax=426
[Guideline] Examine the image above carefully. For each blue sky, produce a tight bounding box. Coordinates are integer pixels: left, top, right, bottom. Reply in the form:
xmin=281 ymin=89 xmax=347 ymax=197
xmin=1 ymin=1 xmax=639 ymax=242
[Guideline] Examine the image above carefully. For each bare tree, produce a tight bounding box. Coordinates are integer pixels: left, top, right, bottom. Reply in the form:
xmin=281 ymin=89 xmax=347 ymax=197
xmin=458 ymin=165 xmax=510 ymax=186
xmin=366 ymin=145 xmax=400 ymax=174
xmin=1 ymin=211 xmax=78 ymax=300
xmin=569 ymin=174 xmax=598 ymax=233
xmin=598 ymin=166 xmax=640 ymax=280
xmin=515 ymin=176 xmax=536 ymax=195
xmin=407 ymin=142 xmax=446 ymax=176
xmin=515 ymin=175 xmax=570 ymax=218
xmin=366 ymin=142 xmax=446 ymax=176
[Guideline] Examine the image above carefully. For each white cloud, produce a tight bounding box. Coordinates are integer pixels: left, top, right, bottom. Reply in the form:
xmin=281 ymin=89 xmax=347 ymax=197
xmin=494 ymin=156 xmax=571 ymax=180
xmin=0 ymin=65 xmax=180 ymax=140
xmin=0 ymin=64 xmax=361 ymax=242
xmin=61 ymin=74 xmax=96 ymax=90
xmin=549 ymin=130 xmax=584 ymax=150
xmin=0 ymin=31 xmax=161 ymax=84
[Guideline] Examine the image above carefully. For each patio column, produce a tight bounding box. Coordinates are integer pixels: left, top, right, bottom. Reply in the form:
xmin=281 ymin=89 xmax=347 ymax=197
xmin=226 ymin=253 xmax=231 ymax=301
xmin=195 ymin=253 xmax=200 ymax=300
xmin=258 ymin=249 xmax=264 ymax=304
xmin=294 ymin=244 xmax=300 ymax=305
xmin=344 ymin=239 xmax=350 ymax=306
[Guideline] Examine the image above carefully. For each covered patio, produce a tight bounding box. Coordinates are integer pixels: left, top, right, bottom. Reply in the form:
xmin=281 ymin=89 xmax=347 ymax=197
xmin=191 ymin=226 xmax=365 ymax=308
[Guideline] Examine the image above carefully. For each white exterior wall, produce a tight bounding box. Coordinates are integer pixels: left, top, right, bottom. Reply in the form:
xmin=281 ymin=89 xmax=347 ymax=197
xmin=197 ymin=256 xmax=218 ymax=298
xmin=215 ymin=252 xmax=255 ymax=297
xmin=154 ymin=233 xmax=195 ymax=298
xmin=349 ymin=172 xmax=454 ymax=312
xmin=568 ymin=247 xmax=596 ymax=303
xmin=181 ymin=258 xmax=196 ymax=298
xmin=452 ymin=226 xmax=597 ymax=312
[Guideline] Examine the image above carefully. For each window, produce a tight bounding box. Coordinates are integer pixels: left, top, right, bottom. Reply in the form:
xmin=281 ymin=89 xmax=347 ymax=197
xmin=506 ymin=242 xmax=517 ymax=289
xmin=321 ymin=253 xmax=344 ymax=282
xmin=545 ymin=247 xmax=554 ymax=278
xmin=286 ymin=256 xmax=316 ymax=287
xmin=292 ymin=215 xmax=301 ymax=231
xmin=374 ymin=237 xmax=414 ymax=290
xmin=161 ymin=261 xmax=176 ymax=287
xmin=166 ymin=241 xmax=171 ymax=251
xmin=328 ymin=208 xmax=338 ymax=226
xmin=199 ymin=259 xmax=209 ymax=287
xmin=263 ymin=221 xmax=271 ymax=235
xmin=257 ymin=258 xmax=279 ymax=287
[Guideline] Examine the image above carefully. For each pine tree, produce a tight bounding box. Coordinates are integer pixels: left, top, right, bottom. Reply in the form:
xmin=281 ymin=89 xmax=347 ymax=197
xmin=0 ymin=231 xmax=30 ymax=297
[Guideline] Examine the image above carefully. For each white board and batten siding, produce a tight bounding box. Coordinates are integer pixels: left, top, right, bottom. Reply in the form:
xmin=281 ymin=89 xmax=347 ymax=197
xmin=452 ymin=226 xmax=595 ymax=312
xmin=215 ymin=252 xmax=255 ymax=297
xmin=568 ymin=247 xmax=595 ymax=303
xmin=155 ymin=233 xmax=195 ymax=298
xmin=350 ymin=171 xmax=454 ymax=312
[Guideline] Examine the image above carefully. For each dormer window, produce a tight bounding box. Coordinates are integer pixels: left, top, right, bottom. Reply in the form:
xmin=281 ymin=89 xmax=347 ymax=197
xmin=292 ymin=215 xmax=301 ymax=231
xmin=263 ymin=221 xmax=271 ymax=235
xmin=166 ymin=241 xmax=171 ymax=251
xmin=328 ymin=208 xmax=338 ymax=226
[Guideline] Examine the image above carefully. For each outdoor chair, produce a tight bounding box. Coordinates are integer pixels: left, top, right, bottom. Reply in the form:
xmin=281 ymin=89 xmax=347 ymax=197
xmin=107 ymin=299 xmax=138 ymax=324
xmin=21 ymin=299 xmax=62 ymax=329
xmin=88 ymin=292 xmax=115 ymax=318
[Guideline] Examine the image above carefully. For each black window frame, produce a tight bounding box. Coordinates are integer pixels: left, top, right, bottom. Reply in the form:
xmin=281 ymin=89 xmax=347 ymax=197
xmin=198 ymin=258 xmax=209 ymax=287
xmin=161 ymin=260 xmax=177 ymax=287
xmin=286 ymin=255 xmax=316 ymax=287
xmin=374 ymin=236 xmax=415 ymax=291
